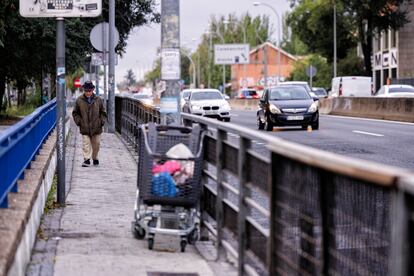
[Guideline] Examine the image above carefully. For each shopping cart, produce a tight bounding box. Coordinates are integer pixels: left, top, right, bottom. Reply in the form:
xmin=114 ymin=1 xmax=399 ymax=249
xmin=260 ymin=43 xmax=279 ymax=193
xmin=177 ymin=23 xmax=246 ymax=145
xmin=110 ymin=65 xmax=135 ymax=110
xmin=131 ymin=123 xmax=205 ymax=252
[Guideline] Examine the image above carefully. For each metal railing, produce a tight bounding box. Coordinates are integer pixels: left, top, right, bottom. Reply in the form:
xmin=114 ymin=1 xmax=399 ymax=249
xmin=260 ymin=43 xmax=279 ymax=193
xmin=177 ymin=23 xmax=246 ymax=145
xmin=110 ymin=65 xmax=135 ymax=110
xmin=115 ymin=95 xmax=414 ymax=276
xmin=0 ymin=99 xmax=56 ymax=208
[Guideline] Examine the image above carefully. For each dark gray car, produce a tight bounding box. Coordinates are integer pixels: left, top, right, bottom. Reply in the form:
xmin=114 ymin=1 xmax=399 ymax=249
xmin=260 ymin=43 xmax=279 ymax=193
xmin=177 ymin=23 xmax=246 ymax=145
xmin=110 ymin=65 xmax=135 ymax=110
xmin=257 ymin=85 xmax=319 ymax=131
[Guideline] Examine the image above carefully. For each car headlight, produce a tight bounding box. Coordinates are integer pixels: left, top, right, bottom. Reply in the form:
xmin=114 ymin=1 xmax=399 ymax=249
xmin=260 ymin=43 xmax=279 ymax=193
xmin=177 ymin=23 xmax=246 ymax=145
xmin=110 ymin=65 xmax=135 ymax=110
xmin=192 ymin=105 xmax=201 ymax=111
xmin=308 ymin=102 xmax=318 ymax=113
xmin=269 ymin=104 xmax=281 ymax=114
xmin=221 ymin=102 xmax=231 ymax=110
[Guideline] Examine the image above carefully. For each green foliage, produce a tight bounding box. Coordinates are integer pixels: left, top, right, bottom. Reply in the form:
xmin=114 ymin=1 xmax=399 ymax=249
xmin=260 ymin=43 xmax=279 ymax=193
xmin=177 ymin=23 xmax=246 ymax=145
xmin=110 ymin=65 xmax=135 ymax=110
xmin=124 ymin=69 xmax=137 ymax=87
xmin=289 ymin=54 xmax=332 ymax=88
xmin=286 ymin=0 xmax=413 ymax=75
xmin=0 ymin=0 xmax=159 ymax=109
xmin=337 ymin=49 xmax=367 ymax=77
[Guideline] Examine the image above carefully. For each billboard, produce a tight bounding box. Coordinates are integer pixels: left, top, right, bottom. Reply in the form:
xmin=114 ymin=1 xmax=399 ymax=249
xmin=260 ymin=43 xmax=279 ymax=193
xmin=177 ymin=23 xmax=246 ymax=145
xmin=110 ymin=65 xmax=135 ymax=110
xmin=20 ymin=0 xmax=102 ymax=18
xmin=214 ymin=44 xmax=250 ymax=65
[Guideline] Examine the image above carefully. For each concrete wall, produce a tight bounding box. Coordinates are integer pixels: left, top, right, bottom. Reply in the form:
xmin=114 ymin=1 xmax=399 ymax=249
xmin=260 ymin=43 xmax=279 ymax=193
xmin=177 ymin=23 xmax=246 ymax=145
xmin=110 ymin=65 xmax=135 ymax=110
xmin=229 ymin=98 xmax=414 ymax=123
xmin=0 ymin=120 xmax=70 ymax=276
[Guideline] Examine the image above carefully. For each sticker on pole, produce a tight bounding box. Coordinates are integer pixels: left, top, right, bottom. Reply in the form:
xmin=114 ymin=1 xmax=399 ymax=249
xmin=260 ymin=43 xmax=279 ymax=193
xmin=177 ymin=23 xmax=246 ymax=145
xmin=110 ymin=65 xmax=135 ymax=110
xmin=214 ymin=44 xmax=250 ymax=65
xmin=19 ymin=0 xmax=102 ymax=18
xmin=161 ymin=49 xmax=180 ymax=80
xmin=159 ymin=97 xmax=178 ymax=114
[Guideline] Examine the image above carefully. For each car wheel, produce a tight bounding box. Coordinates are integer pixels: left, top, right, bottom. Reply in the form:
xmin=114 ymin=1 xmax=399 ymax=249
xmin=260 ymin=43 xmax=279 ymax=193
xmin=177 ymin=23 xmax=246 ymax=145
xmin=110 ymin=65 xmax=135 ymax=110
xmin=257 ymin=116 xmax=265 ymax=130
xmin=265 ymin=115 xmax=273 ymax=131
xmin=224 ymin=118 xmax=231 ymax=122
xmin=312 ymin=120 xmax=319 ymax=130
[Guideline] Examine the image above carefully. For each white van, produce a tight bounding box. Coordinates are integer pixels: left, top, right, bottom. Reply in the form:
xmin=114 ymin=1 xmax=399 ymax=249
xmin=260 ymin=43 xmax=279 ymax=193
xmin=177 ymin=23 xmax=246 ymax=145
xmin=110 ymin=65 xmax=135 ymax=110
xmin=331 ymin=76 xmax=372 ymax=97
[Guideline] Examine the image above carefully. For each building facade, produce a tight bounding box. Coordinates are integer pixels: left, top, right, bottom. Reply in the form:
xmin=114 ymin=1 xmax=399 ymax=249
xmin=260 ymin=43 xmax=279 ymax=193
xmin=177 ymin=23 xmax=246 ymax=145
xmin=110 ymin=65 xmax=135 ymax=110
xmin=231 ymin=42 xmax=297 ymax=92
xmin=372 ymin=4 xmax=414 ymax=91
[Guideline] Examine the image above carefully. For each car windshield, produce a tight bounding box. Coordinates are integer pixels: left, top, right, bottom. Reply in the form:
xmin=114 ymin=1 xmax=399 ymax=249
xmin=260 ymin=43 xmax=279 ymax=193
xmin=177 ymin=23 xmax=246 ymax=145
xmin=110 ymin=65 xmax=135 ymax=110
xmin=313 ymin=89 xmax=327 ymax=96
xmin=182 ymin=91 xmax=190 ymax=98
xmin=389 ymin=87 xmax=414 ymax=93
xmin=270 ymin=87 xmax=311 ymax=100
xmin=283 ymin=83 xmax=311 ymax=92
xmin=133 ymin=94 xmax=151 ymax=99
xmin=242 ymin=90 xmax=257 ymax=96
xmin=191 ymin=91 xmax=223 ymax=100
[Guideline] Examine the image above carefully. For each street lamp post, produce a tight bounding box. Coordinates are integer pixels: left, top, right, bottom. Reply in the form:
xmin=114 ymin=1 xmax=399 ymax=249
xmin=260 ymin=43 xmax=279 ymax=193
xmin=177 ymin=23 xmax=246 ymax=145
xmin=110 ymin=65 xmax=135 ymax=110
xmin=214 ymin=27 xmax=227 ymax=94
xmin=333 ymin=0 xmax=337 ymax=78
xmin=228 ymin=19 xmax=248 ymax=89
xmin=254 ymin=1 xmax=282 ymax=85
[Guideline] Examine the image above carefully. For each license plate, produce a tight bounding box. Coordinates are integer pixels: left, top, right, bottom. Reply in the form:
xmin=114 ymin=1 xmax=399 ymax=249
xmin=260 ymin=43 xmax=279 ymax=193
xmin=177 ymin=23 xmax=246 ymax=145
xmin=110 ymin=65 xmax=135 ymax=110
xmin=287 ymin=115 xmax=304 ymax=121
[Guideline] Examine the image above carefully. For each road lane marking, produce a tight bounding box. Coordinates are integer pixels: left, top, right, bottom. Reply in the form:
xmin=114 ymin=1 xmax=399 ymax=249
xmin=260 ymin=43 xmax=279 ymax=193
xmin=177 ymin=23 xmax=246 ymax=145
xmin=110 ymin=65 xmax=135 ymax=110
xmin=322 ymin=114 xmax=414 ymax=126
xmin=352 ymin=130 xmax=384 ymax=137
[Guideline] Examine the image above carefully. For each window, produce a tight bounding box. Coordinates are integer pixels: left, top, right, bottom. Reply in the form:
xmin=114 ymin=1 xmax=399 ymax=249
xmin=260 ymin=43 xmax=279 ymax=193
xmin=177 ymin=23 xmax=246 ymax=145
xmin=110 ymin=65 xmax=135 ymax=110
xmin=383 ymin=69 xmax=389 ymax=85
xmin=376 ymin=34 xmax=381 ymax=51
xmin=191 ymin=91 xmax=223 ymax=100
xmin=391 ymin=30 xmax=397 ymax=48
xmin=269 ymin=87 xmax=310 ymax=100
xmin=384 ymin=30 xmax=389 ymax=50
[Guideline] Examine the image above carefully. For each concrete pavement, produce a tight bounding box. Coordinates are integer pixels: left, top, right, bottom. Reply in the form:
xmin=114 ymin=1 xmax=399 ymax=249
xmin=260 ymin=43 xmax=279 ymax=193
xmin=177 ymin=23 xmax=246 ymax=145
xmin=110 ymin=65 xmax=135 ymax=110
xmin=27 ymin=119 xmax=235 ymax=275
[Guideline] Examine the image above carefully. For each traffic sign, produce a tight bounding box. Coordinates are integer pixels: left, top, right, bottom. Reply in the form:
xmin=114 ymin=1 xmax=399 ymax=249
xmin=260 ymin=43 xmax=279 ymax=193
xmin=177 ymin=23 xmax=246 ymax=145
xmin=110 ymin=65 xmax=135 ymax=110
xmin=20 ymin=0 xmax=102 ymax=18
xmin=74 ymin=78 xmax=81 ymax=88
xmin=306 ymin=65 xmax=317 ymax=78
xmin=214 ymin=44 xmax=250 ymax=65
xmin=89 ymin=22 xmax=120 ymax=52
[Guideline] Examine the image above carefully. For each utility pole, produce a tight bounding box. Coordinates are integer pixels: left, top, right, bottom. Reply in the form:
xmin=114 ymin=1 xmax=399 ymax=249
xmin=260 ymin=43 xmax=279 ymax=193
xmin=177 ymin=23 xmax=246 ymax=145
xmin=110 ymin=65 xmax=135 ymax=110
xmin=56 ymin=18 xmax=66 ymax=205
xmin=160 ymin=0 xmax=181 ymax=125
xmin=333 ymin=1 xmax=337 ymax=78
xmin=102 ymin=24 xmax=108 ymax=111
xmin=263 ymin=44 xmax=268 ymax=88
xmin=108 ymin=0 xmax=116 ymax=132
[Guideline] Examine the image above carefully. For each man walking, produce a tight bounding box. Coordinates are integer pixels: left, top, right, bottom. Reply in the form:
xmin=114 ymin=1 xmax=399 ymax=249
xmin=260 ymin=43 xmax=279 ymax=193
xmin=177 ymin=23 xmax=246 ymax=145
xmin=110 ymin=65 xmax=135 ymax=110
xmin=72 ymin=81 xmax=107 ymax=167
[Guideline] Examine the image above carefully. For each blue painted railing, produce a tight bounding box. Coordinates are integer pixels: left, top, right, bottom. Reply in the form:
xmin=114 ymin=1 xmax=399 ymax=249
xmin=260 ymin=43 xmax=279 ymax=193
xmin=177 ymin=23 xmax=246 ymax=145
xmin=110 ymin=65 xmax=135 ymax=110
xmin=0 ymin=99 xmax=56 ymax=208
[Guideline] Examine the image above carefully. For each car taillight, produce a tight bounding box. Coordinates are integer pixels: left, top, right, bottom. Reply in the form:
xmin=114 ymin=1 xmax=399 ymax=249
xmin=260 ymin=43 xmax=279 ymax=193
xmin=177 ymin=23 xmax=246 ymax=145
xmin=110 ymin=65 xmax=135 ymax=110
xmin=253 ymin=95 xmax=259 ymax=99
xmin=239 ymin=95 xmax=245 ymax=99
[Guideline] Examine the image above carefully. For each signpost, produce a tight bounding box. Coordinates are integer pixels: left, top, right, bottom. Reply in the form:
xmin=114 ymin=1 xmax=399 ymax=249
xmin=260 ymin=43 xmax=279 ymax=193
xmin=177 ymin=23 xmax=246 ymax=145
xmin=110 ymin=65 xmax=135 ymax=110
xmin=20 ymin=0 xmax=102 ymax=205
xmin=214 ymin=44 xmax=250 ymax=65
xmin=306 ymin=65 xmax=317 ymax=88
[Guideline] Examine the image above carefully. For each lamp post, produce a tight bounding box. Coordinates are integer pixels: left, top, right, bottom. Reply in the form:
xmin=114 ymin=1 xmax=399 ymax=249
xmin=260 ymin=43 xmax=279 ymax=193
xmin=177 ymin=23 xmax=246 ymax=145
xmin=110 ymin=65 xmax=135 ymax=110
xmin=213 ymin=25 xmax=227 ymax=94
xmin=227 ymin=19 xmax=248 ymax=89
xmin=333 ymin=0 xmax=337 ymax=78
xmin=253 ymin=1 xmax=282 ymax=85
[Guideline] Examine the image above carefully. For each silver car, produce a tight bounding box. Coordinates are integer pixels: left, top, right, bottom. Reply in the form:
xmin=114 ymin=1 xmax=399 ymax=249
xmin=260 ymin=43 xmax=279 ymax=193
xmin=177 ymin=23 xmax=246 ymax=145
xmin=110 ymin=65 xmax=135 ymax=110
xmin=182 ymin=89 xmax=231 ymax=122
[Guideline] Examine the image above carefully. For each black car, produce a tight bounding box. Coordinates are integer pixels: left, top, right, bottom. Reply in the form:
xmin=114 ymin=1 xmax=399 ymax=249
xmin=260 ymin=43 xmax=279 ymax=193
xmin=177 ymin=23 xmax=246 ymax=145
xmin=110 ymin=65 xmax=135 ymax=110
xmin=257 ymin=85 xmax=319 ymax=131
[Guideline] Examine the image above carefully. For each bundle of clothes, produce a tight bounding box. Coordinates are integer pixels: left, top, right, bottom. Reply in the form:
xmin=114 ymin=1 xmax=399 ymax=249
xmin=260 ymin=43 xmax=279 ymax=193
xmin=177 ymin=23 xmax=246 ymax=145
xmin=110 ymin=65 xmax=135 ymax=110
xmin=151 ymin=143 xmax=195 ymax=197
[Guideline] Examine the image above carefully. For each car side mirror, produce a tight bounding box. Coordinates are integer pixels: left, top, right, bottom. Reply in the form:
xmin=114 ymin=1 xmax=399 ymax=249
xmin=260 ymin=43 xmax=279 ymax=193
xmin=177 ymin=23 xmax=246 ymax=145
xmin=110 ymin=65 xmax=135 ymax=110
xmin=184 ymin=96 xmax=190 ymax=101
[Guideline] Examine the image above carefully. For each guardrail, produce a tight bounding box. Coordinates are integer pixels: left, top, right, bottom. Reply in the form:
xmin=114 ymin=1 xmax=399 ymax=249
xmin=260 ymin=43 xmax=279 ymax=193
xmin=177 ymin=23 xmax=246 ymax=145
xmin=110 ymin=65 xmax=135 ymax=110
xmin=0 ymin=99 xmax=56 ymax=208
xmin=115 ymin=95 xmax=414 ymax=276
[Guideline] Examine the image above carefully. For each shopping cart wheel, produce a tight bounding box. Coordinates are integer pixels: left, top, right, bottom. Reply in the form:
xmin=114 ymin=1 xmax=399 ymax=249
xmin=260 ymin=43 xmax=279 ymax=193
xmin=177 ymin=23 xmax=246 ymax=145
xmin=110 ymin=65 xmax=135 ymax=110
xmin=148 ymin=237 xmax=154 ymax=250
xmin=180 ymin=240 xmax=187 ymax=252
xmin=132 ymin=223 xmax=146 ymax=240
xmin=188 ymin=229 xmax=199 ymax=245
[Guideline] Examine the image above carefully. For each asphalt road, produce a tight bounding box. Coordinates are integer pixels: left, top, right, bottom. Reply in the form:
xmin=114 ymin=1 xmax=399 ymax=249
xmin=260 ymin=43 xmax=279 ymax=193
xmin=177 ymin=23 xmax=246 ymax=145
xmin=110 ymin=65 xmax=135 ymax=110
xmin=230 ymin=110 xmax=414 ymax=171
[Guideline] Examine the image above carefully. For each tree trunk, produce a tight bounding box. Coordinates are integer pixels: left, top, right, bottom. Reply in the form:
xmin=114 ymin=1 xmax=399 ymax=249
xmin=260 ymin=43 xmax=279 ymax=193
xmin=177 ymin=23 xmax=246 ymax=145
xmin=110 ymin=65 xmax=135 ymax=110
xmin=359 ymin=20 xmax=373 ymax=76
xmin=0 ymin=74 xmax=5 ymax=112
xmin=6 ymin=81 xmax=11 ymax=108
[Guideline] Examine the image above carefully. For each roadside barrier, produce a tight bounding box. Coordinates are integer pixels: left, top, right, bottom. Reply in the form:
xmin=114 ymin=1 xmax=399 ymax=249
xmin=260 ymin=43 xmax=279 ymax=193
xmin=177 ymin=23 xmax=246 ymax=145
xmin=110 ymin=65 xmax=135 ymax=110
xmin=0 ymin=99 xmax=56 ymax=208
xmin=116 ymin=95 xmax=414 ymax=276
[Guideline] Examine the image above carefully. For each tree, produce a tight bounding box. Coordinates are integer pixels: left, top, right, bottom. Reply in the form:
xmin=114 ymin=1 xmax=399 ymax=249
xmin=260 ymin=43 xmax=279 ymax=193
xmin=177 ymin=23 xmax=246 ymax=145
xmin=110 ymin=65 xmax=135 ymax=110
xmin=289 ymin=54 xmax=332 ymax=88
xmin=124 ymin=69 xmax=137 ymax=87
xmin=0 ymin=0 xmax=159 ymax=110
xmin=341 ymin=0 xmax=413 ymax=74
xmin=287 ymin=0 xmax=413 ymax=75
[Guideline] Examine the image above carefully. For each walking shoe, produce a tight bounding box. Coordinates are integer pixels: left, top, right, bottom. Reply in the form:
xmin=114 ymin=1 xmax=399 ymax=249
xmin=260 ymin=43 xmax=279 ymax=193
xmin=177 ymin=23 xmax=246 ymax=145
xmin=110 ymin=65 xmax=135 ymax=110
xmin=93 ymin=159 xmax=99 ymax=166
xmin=82 ymin=159 xmax=91 ymax=167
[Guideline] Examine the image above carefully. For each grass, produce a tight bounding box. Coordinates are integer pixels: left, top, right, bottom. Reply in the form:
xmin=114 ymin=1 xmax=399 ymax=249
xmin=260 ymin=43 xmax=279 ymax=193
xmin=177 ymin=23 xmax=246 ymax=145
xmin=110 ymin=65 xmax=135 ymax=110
xmin=44 ymin=174 xmax=59 ymax=214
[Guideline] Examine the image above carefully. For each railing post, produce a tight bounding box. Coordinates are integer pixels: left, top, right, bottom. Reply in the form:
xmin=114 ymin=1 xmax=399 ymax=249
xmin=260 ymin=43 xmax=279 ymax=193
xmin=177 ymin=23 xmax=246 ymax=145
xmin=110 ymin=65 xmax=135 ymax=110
xmin=216 ymin=129 xmax=227 ymax=261
xmin=390 ymin=187 xmax=409 ymax=276
xmin=238 ymin=136 xmax=251 ymax=275
xmin=268 ymin=152 xmax=277 ymax=276
xmin=199 ymin=123 xmax=209 ymax=241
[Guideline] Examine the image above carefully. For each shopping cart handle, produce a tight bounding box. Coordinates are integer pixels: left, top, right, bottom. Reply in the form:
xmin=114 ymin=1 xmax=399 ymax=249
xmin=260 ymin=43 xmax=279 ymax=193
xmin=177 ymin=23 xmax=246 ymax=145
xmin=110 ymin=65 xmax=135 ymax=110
xmin=155 ymin=125 xmax=192 ymax=134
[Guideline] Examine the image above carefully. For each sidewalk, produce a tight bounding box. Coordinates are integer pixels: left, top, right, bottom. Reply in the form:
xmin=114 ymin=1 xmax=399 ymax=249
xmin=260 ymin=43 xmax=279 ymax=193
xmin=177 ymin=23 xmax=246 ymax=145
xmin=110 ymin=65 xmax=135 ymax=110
xmin=50 ymin=127 xmax=218 ymax=275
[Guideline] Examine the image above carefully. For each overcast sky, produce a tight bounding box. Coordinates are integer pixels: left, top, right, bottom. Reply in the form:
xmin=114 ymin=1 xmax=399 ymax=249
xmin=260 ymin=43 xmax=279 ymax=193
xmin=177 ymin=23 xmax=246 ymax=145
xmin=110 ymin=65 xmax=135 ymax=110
xmin=115 ymin=0 xmax=291 ymax=82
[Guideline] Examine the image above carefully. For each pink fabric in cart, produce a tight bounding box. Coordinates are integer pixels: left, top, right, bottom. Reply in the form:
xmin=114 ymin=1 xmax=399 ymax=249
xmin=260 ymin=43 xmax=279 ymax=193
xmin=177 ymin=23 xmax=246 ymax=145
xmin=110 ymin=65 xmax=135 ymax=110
xmin=152 ymin=161 xmax=182 ymax=175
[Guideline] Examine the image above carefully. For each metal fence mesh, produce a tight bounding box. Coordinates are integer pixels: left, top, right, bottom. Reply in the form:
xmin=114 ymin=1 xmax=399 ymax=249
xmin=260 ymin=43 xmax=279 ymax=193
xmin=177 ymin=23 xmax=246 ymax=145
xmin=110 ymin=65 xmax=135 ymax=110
xmin=272 ymin=155 xmax=392 ymax=275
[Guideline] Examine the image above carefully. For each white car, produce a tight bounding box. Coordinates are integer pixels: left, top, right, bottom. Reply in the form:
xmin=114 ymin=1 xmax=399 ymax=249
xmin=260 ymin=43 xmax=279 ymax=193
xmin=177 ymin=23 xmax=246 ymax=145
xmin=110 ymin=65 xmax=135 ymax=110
xmin=375 ymin=84 xmax=414 ymax=97
xmin=182 ymin=89 xmax=231 ymax=122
